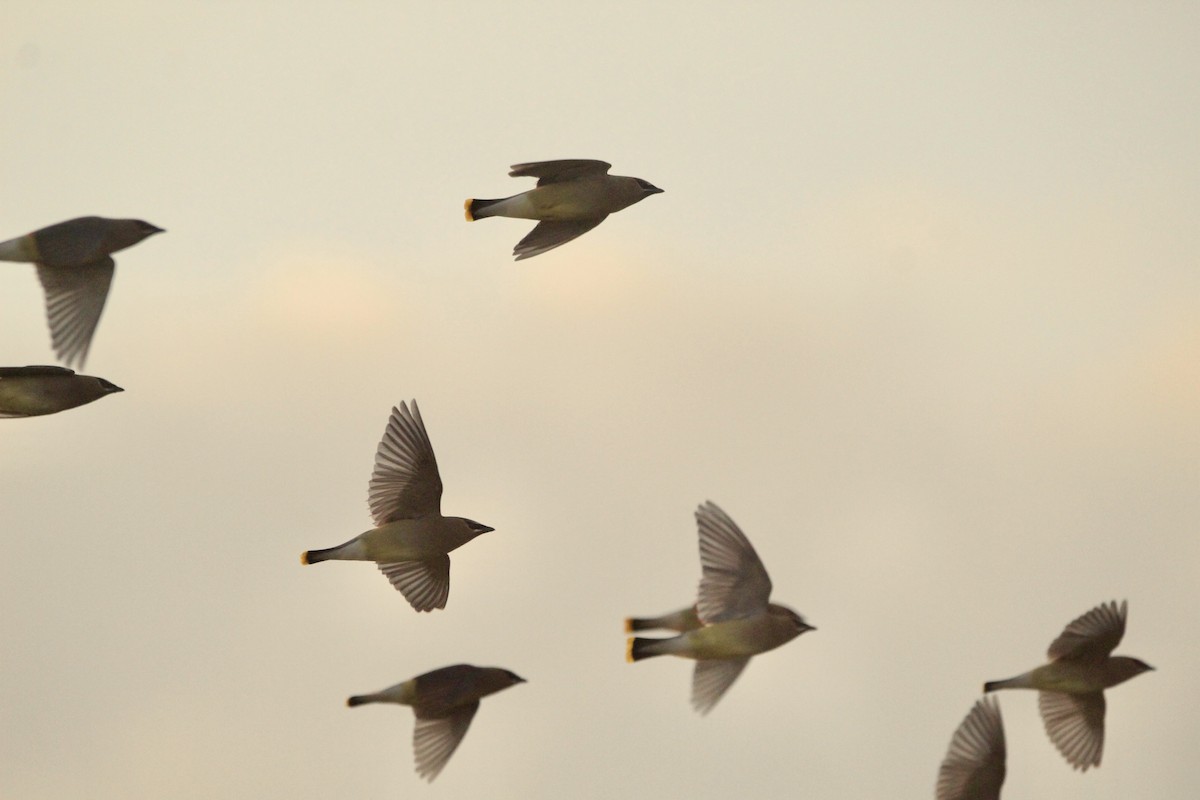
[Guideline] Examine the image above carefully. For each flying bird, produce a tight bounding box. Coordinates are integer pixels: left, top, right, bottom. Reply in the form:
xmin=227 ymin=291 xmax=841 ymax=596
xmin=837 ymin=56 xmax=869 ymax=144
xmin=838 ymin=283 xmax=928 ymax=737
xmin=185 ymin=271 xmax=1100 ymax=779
xmin=936 ymin=696 xmax=1006 ymax=800
xmin=465 ymin=159 xmax=662 ymax=260
xmin=301 ymin=401 xmax=493 ymax=611
xmin=0 ymin=365 xmax=123 ymax=417
xmin=0 ymin=216 xmax=164 ymax=367
xmin=984 ymin=600 xmax=1153 ymax=770
xmin=347 ymin=664 xmax=525 ymax=782
xmin=625 ymin=501 xmax=815 ymax=714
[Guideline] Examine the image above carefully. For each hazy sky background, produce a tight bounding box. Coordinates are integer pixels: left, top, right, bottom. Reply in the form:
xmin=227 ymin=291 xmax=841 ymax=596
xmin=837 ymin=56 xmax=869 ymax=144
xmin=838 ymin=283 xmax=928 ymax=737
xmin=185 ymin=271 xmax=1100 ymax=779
xmin=2 ymin=3 xmax=1197 ymax=798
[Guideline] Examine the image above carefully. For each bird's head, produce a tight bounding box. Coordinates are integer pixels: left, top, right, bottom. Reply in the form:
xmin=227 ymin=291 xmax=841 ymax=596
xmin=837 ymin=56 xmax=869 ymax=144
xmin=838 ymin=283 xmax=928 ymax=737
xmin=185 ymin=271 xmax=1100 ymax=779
xmin=635 ymin=178 xmax=664 ymax=196
xmin=97 ymin=377 xmax=124 ymax=395
xmin=1110 ymin=656 xmax=1155 ymax=685
xmin=769 ymin=603 xmax=816 ymax=638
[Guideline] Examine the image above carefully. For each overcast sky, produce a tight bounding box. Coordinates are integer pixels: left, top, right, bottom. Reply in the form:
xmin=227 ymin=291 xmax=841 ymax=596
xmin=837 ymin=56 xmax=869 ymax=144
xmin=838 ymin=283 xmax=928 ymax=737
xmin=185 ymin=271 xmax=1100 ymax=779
xmin=2 ymin=3 xmax=1197 ymax=799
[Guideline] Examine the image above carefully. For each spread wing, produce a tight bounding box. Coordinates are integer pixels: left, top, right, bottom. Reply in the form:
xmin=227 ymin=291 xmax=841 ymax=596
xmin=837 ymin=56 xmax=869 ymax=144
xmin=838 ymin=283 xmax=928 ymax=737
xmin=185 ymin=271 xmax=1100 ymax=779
xmin=936 ymin=697 xmax=1006 ymax=800
xmin=37 ymin=257 xmax=115 ymax=369
xmin=513 ymin=218 xmax=606 ymax=261
xmin=1038 ymin=690 xmax=1106 ymax=771
xmin=1047 ymin=600 xmax=1126 ymax=662
xmin=368 ymin=400 xmax=442 ymax=524
xmin=412 ymin=702 xmax=479 ymax=781
xmin=378 ymin=557 xmax=451 ymax=612
xmin=508 ymin=159 xmax=611 ymax=185
xmin=694 ymin=501 xmax=772 ymax=623
xmin=691 ymin=658 xmax=750 ymax=715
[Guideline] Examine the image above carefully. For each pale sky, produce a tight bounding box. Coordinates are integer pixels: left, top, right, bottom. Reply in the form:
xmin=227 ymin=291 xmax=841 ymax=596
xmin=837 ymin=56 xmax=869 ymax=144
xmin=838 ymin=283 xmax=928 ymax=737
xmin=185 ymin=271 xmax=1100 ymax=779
xmin=2 ymin=3 xmax=1197 ymax=799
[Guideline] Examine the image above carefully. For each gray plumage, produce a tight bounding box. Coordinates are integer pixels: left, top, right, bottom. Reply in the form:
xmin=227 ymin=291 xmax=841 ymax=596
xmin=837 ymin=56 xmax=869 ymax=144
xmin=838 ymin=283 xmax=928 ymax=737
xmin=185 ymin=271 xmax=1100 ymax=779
xmin=465 ymin=159 xmax=662 ymax=260
xmin=626 ymin=501 xmax=814 ymax=714
xmin=347 ymin=664 xmax=525 ymax=782
xmin=0 ymin=216 xmax=163 ymax=367
xmin=0 ymin=365 xmax=123 ymax=417
xmin=301 ymin=401 xmax=493 ymax=611
xmin=937 ymin=696 xmax=1006 ymax=800
xmin=983 ymin=600 xmax=1153 ymax=770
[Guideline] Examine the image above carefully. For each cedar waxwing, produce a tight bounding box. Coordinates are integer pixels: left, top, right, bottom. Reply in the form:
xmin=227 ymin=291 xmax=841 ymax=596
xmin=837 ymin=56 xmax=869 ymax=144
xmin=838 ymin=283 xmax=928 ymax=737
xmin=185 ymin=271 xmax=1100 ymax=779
xmin=465 ymin=159 xmax=662 ymax=260
xmin=301 ymin=401 xmax=493 ymax=611
xmin=984 ymin=600 xmax=1153 ymax=771
xmin=625 ymin=605 xmax=702 ymax=634
xmin=626 ymin=501 xmax=814 ymax=714
xmin=347 ymin=664 xmax=525 ymax=782
xmin=0 ymin=365 xmax=123 ymax=417
xmin=936 ymin=696 xmax=1006 ymax=800
xmin=0 ymin=216 xmax=163 ymax=367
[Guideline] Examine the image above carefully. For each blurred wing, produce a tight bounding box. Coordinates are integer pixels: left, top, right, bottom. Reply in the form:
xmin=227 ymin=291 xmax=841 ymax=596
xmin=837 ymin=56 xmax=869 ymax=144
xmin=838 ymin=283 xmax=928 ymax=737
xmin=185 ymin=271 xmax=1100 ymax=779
xmin=368 ymin=400 xmax=443 ymax=524
xmin=379 ymin=556 xmax=450 ymax=612
xmin=37 ymin=257 xmax=114 ymax=369
xmin=412 ymin=702 xmax=479 ymax=782
xmin=509 ymin=159 xmax=611 ymax=185
xmin=694 ymin=501 xmax=772 ymax=623
xmin=936 ymin=697 xmax=1007 ymax=800
xmin=1047 ymin=600 xmax=1126 ymax=662
xmin=513 ymin=218 xmax=605 ymax=261
xmin=691 ymin=658 xmax=749 ymax=715
xmin=1038 ymin=690 xmax=1105 ymax=771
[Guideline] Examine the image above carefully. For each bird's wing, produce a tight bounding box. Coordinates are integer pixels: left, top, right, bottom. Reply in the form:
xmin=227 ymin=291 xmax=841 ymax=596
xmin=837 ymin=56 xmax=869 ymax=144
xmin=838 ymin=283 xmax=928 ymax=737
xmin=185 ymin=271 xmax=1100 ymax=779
xmin=1047 ymin=600 xmax=1126 ymax=662
xmin=368 ymin=400 xmax=443 ymax=524
xmin=691 ymin=658 xmax=750 ymax=715
xmin=513 ymin=218 xmax=606 ymax=261
xmin=936 ymin=696 xmax=1007 ymax=800
xmin=37 ymin=257 xmax=114 ymax=369
xmin=694 ymin=501 xmax=773 ymax=623
xmin=508 ymin=159 xmax=611 ymax=185
xmin=0 ymin=366 xmax=76 ymax=377
xmin=1038 ymin=690 xmax=1106 ymax=771
xmin=378 ymin=556 xmax=450 ymax=612
xmin=412 ymin=702 xmax=479 ymax=782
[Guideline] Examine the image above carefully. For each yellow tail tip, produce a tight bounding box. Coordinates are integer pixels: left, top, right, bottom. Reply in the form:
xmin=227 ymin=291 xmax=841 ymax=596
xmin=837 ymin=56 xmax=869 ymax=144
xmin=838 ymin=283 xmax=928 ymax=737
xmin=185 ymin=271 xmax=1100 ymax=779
xmin=625 ymin=637 xmax=635 ymax=663
xmin=623 ymin=618 xmax=634 ymax=633
xmin=300 ymin=551 xmax=310 ymax=565
xmin=463 ymin=198 xmax=475 ymax=221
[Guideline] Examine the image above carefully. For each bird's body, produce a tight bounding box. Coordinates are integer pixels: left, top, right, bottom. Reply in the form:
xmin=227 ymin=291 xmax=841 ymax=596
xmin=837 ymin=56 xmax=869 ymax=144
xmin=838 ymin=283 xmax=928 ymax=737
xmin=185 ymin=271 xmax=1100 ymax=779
xmin=0 ymin=216 xmax=163 ymax=367
xmin=348 ymin=664 xmax=524 ymax=782
xmin=0 ymin=365 xmax=123 ymax=417
xmin=303 ymin=517 xmax=485 ymax=564
xmin=466 ymin=159 xmax=662 ymax=260
xmin=626 ymin=501 xmax=814 ymax=714
xmin=936 ymin=696 xmax=1006 ymax=800
xmin=301 ymin=401 xmax=492 ymax=611
xmin=983 ymin=600 xmax=1152 ymax=770
xmin=629 ymin=604 xmax=807 ymax=661
xmin=986 ymin=656 xmax=1150 ymax=695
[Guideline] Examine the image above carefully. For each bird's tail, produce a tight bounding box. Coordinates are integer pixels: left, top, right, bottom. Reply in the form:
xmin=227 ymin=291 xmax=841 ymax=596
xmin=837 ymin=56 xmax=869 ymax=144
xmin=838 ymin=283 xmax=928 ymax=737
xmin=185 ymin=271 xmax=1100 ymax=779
xmin=626 ymin=637 xmax=668 ymax=663
xmin=624 ymin=607 xmax=700 ymax=634
xmin=301 ymin=536 xmax=368 ymax=565
xmin=301 ymin=547 xmax=337 ymax=565
xmin=0 ymin=235 xmax=34 ymax=262
xmin=464 ymin=198 xmax=502 ymax=221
